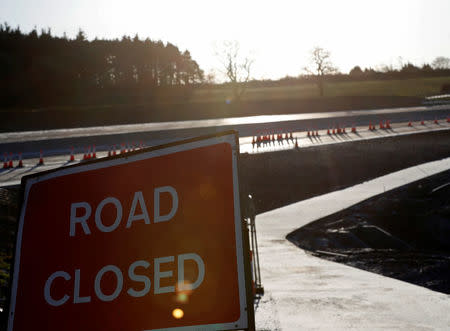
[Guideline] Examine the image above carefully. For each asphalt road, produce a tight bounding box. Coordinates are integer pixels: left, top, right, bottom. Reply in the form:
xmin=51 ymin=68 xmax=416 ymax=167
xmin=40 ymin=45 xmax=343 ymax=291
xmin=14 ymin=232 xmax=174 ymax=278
xmin=1 ymin=119 xmax=449 ymax=187
xmin=1 ymin=104 xmax=449 ymax=159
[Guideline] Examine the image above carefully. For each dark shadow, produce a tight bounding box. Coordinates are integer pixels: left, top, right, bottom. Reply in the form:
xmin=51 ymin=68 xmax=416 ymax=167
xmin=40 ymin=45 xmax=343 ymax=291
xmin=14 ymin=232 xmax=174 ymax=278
xmin=239 ymin=130 xmax=450 ymax=215
xmin=286 ymin=170 xmax=450 ymax=295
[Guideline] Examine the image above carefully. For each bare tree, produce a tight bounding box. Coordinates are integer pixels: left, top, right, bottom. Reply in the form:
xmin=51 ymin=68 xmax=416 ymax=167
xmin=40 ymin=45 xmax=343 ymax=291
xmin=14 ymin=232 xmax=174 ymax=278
xmin=304 ymin=47 xmax=337 ymax=97
xmin=216 ymin=41 xmax=253 ymax=102
xmin=431 ymin=56 xmax=450 ymax=70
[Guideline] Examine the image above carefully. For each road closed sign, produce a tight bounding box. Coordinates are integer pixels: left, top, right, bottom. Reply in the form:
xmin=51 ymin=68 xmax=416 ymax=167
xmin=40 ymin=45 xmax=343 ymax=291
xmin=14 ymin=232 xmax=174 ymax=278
xmin=8 ymin=131 xmax=254 ymax=331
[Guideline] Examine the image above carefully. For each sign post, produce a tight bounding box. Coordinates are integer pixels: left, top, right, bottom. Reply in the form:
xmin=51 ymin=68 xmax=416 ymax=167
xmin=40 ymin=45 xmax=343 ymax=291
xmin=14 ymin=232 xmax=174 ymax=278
xmin=7 ymin=131 xmax=254 ymax=331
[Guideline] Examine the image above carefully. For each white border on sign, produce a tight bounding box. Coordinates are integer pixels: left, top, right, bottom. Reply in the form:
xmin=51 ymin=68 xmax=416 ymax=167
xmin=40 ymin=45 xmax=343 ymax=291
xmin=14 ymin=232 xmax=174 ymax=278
xmin=7 ymin=133 xmax=248 ymax=331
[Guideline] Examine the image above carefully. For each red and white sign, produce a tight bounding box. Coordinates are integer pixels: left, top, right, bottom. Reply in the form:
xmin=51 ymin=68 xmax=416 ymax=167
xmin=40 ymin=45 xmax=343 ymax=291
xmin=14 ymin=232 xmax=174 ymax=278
xmin=8 ymin=132 xmax=251 ymax=331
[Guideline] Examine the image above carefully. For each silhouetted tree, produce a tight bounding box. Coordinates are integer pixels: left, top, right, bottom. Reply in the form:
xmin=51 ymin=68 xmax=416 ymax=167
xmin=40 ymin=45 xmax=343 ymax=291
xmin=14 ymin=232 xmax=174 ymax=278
xmin=349 ymin=66 xmax=363 ymax=76
xmin=432 ymin=56 xmax=450 ymax=70
xmin=304 ymin=47 xmax=337 ymax=96
xmin=216 ymin=41 xmax=253 ymax=101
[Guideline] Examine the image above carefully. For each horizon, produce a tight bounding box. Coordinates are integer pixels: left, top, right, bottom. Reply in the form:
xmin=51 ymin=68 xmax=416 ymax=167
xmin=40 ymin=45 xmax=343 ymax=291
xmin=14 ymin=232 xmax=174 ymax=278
xmin=1 ymin=0 xmax=450 ymax=80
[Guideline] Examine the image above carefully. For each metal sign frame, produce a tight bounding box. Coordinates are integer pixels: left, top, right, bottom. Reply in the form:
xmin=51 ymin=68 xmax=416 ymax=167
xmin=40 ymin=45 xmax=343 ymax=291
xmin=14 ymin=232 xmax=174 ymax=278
xmin=7 ymin=130 xmax=255 ymax=331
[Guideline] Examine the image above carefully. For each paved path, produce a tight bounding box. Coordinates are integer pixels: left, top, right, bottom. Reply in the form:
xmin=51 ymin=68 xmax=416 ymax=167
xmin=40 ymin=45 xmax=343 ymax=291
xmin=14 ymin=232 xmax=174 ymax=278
xmin=255 ymin=158 xmax=450 ymax=330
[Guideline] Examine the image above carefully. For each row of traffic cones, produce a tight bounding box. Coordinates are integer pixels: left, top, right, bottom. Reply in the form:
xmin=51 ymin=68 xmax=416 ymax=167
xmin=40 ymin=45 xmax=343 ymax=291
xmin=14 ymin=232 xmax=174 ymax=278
xmin=405 ymin=118 xmax=448 ymax=127
xmin=308 ymin=130 xmax=320 ymax=137
xmin=2 ymin=152 xmax=25 ymax=169
xmin=2 ymin=141 xmax=148 ymax=170
xmin=82 ymin=145 xmax=97 ymax=161
xmin=252 ymin=133 xmax=294 ymax=145
xmin=326 ymin=126 xmax=351 ymax=135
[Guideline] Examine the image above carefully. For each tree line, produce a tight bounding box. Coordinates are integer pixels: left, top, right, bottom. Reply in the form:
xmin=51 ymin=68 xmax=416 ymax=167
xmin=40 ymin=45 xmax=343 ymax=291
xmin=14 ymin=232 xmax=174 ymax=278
xmin=0 ymin=23 xmax=204 ymax=107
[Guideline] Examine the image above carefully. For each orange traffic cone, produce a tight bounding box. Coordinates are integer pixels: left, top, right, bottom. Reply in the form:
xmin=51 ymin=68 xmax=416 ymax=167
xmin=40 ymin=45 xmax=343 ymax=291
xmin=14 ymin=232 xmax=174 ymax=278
xmin=408 ymin=121 xmax=412 ymax=127
xmin=295 ymin=138 xmax=299 ymax=149
xmin=307 ymin=131 xmax=310 ymax=137
xmin=289 ymin=132 xmax=293 ymax=139
xmin=351 ymin=126 xmax=356 ymax=133
xmin=38 ymin=150 xmax=44 ymax=165
xmin=8 ymin=153 xmax=13 ymax=168
xmin=17 ymin=152 xmax=23 ymax=168
xmin=447 ymin=117 xmax=450 ymax=123
xmin=379 ymin=121 xmax=384 ymax=129
xmin=386 ymin=120 xmax=391 ymax=129
xmin=421 ymin=120 xmax=425 ymax=125
xmin=434 ymin=118 xmax=438 ymax=124
xmin=69 ymin=147 xmax=75 ymax=162
xmin=315 ymin=130 xmax=319 ymax=136
xmin=92 ymin=145 xmax=97 ymax=158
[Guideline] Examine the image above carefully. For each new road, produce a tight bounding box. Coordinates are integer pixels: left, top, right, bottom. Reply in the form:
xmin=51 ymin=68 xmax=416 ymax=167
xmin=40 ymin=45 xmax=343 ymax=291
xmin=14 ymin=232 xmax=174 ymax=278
xmin=0 ymin=104 xmax=449 ymax=187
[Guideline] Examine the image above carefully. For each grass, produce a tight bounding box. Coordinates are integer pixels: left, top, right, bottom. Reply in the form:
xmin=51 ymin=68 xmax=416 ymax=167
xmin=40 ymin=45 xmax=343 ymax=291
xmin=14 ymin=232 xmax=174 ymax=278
xmin=191 ymin=76 xmax=450 ymax=103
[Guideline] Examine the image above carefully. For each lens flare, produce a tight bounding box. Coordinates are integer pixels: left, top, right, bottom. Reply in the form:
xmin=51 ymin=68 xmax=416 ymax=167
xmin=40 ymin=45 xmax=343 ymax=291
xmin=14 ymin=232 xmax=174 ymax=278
xmin=172 ymin=308 xmax=184 ymax=319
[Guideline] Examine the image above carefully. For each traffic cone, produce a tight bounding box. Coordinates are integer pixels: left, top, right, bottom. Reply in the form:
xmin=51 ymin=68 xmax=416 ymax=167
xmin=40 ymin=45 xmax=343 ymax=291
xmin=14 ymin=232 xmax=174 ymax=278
xmin=17 ymin=152 xmax=23 ymax=168
xmin=337 ymin=127 xmax=341 ymax=134
xmin=139 ymin=141 xmax=143 ymax=149
xmin=379 ymin=121 xmax=384 ymax=129
xmin=92 ymin=145 xmax=97 ymax=158
xmin=343 ymin=127 xmax=346 ymax=134
xmin=38 ymin=150 xmax=44 ymax=165
xmin=315 ymin=130 xmax=319 ymax=136
xmin=421 ymin=120 xmax=425 ymax=125
xmin=408 ymin=121 xmax=412 ymax=127
xmin=307 ymin=131 xmax=310 ymax=137
xmin=289 ymin=132 xmax=293 ymax=139
xmin=8 ymin=153 xmax=13 ymax=168
xmin=434 ymin=118 xmax=438 ymax=124
xmin=69 ymin=147 xmax=75 ymax=162
xmin=332 ymin=128 xmax=336 ymax=134
xmin=369 ymin=123 xmax=372 ymax=130
xmin=386 ymin=120 xmax=391 ymax=129
xmin=351 ymin=126 xmax=356 ymax=133
xmin=447 ymin=117 xmax=450 ymax=123
xmin=327 ymin=129 xmax=330 ymax=135
xmin=83 ymin=148 xmax=87 ymax=160
xmin=2 ymin=153 xmax=7 ymax=169
xmin=295 ymin=138 xmax=299 ymax=149
xmin=108 ymin=147 xmax=111 ymax=157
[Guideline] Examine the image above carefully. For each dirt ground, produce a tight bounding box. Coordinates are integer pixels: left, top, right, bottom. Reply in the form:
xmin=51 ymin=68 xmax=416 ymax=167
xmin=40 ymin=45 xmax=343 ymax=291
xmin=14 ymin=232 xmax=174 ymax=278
xmin=287 ymin=170 xmax=450 ymax=294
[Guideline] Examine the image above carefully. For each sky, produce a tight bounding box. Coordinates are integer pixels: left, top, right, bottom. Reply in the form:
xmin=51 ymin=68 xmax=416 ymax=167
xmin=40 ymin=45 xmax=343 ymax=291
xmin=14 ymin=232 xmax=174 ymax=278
xmin=1 ymin=0 xmax=450 ymax=80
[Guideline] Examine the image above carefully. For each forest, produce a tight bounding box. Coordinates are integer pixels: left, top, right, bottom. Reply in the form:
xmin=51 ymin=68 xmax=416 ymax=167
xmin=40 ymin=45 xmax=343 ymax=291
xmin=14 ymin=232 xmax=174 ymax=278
xmin=0 ymin=23 xmax=204 ymax=108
